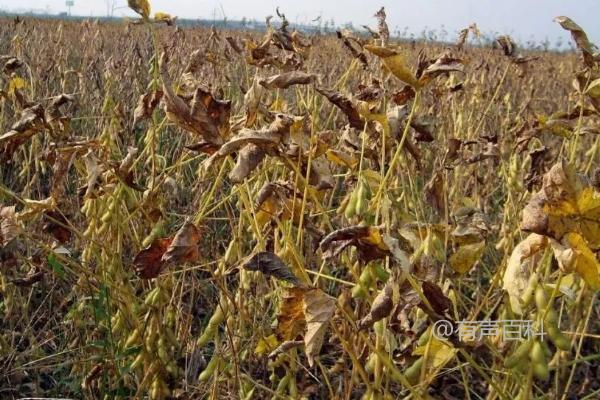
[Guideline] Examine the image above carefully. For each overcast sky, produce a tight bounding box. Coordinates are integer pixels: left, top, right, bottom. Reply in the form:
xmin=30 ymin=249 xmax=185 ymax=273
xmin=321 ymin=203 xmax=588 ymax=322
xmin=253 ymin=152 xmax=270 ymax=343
xmin=2 ymin=0 xmax=599 ymax=46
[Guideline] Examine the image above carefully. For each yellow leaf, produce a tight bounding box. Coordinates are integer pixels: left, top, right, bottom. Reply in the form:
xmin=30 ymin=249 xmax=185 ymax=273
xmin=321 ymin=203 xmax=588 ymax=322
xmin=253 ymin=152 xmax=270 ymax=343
xmin=128 ymin=0 xmax=151 ymax=19
xmin=326 ymin=149 xmax=358 ymax=168
xmin=275 ymin=287 xmax=335 ymax=366
xmin=585 ymin=78 xmax=600 ymax=99
xmin=559 ymin=233 xmax=600 ymax=290
xmin=364 ymin=45 xmax=421 ymax=88
xmin=154 ymin=12 xmax=177 ymax=25
xmin=413 ymin=335 xmax=456 ymax=371
xmin=423 ymin=229 xmax=446 ymax=263
xmin=270 ymin=98 xmax=287 ymax=112
xmin=449 ymin=240 xmax=485 ymax=274
xmin=254 ymin=334 xmax=278 ymax=355
xmin=276 ymin=287 xmax=307 ymax=341
xmin=18 ymin=197 xmax=57 ymax=221
xmin=522 ymin=161 xmax=600 ymax=250
xmin=8 ymin=76 xmax=27 ymax=96
xmin=363 ymin=227 xmax=387 ymax=250
xmin=544 ymin=118 xmax=573 ymax=138
xmin=255 ymin=195 xmax=277 ymax=228
xmin=362 ymin=169 xmax=382 ymax=190
xmin=355 ymin=100 xmax=390 ymax=136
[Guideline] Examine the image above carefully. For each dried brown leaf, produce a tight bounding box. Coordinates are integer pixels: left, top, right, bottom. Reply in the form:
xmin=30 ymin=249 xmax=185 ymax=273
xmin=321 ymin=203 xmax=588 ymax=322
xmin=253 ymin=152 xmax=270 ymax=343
xmin=259 ymin=71 xmax=316 ymax=90
xmin=242 ymin=251 xmax=302 ymax=286
xmin=1 ymin=206 xmax=19 ymax=247
xmin=303 ymin=288 xmax=335 ymax=367
xmin=358 ymin=280 xmax=394 ymax=330
xmin=134 ymin=237 xmax=173 ymax=279
xmin=162 ymin=221 xmax=201 ymax=264
xmin=316 ymin=86 xmax=364 ymax=130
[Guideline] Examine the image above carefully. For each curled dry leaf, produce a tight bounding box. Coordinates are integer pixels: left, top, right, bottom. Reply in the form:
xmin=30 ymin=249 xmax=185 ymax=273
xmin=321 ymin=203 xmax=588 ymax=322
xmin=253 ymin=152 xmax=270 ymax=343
xmin=230 ymin=144 xmax=266 ymax=183
xmin=503 ymin=233 xmax=548 ymax=314
xmin=242 ymin=251 xmax=302 ymax=286
xmin=495 ymin=36 xmax=516 ymax=57
xmin=315 ymin=86 xmax=364 ymax=130
xmin=225 ymin=36 xmax=242 ymax=54
xmin=162 ymin=221 xmax=201 ymax=265
xmin=410 ymin=115 xmax=436 ymax=142
xmin=82 ymin=150 xmax=102 ymax=199
xmin=1 ymin=206 xmax=19 ymax=247
xmin=424 ymin=169 xmax=445 ymax=215
xmin=358 ymin=279 xmax=395 ymax=330
xmin=418 ymin=52 xmax=464 ymax=87
xmin=422 ymin=281 xmax=452 ymax=317
xmin=254 ymin=181 xmax=323 ymax=234
xmin=259 ymin=71 xmax=316 ymax=90
xmin=413 ymin=336 xmax=457 ymax=375
xmin=133 ymin=90 xmax=163 ymax=127
xmin=2 ymin=57 xmax=23 ymax=75
xmin=134 ymin=237 xmax=173 ymax=279
xmin=392 ymin=85 xmax=416 ymax=105
xmin=206 ymin=114 xmax=294 ymax=183
xmin=244 ymin=74 xmax=265 ymax=127
xmin=382 ymin=234 xmax=411 ymax=272
xmin=160 ymin=53 xmax=231 ymax=146
xmin=275 ymin=287 xmax=335 ymax=366
xmin=113 ymin=147 xmax=145 ymax=191
xmin=336 ymin=30 xmax=368 ymax=68
xmin=451 ymin=208 xmax=489 ymax=244
xmin=554 ymin=16 xmax=597 ymax=68
xmin=320 ymin=225 xmax=410 ymax=265
xmin=326 ymin=149 xmax=358 ymax=168
xmin=309 ymin=158 xmax=334 ymax=191
xmin=42 ymin=210 xmax=72 ymax=244
xmin=0 ymin=104 xmax=47 ymax=151
xmin=457 ymin=29 xmax=469 ymax=50
xmin=374 ymin=7 xmax=389 ymax=46
xmin=303 ymin=288 xmax=336 ymax=367
xmin=19 ymin=197 xmax=57 ymax=221
xmin=524 ymin=146 xmax=549 ymax=191
xmin=448 ymin=208 xmax=489 ymax=274
xmin=291 ymin=31 xmax=312 ymax=49
xmin=46 ymin=94 xmax=75 ymax=133
xmin=50 ymin=149 xmax=77 ymax=195
xmin=185 ymin=141 xmax=220 ymax=155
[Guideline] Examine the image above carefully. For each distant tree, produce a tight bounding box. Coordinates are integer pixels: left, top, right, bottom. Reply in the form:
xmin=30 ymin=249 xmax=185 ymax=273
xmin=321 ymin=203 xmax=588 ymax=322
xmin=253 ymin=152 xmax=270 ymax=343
xmin=555 ymin=37 xmax=564 ymax=49
xmin=541 ymin=37 xmax=550 ymax=52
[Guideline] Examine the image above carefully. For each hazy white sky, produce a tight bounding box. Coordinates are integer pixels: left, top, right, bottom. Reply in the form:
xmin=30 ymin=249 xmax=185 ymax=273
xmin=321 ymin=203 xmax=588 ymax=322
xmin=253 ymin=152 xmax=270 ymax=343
xmin=2 ymin=0 xmax=599 ymax=46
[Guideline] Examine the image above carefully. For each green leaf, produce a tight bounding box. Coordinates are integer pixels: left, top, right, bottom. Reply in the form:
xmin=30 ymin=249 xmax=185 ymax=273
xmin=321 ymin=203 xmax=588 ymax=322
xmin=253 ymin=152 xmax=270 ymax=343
xmin=47 ymin=254 xmax=66 ymax=279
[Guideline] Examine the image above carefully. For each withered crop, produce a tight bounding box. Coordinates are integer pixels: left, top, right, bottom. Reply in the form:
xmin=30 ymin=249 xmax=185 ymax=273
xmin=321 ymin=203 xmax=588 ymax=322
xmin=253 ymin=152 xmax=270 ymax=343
xmin=0 ymin=5 xmax=599 ymax=400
